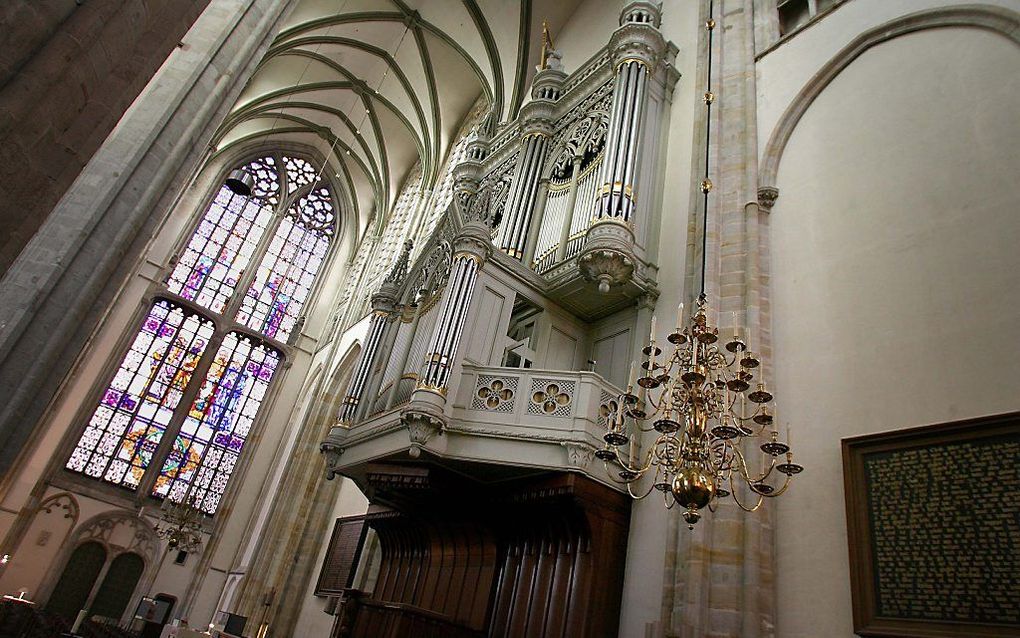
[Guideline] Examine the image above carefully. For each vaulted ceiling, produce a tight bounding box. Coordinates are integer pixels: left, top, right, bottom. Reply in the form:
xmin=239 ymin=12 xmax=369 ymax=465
xmin=212 ymin=0 xmax=584 ymax=236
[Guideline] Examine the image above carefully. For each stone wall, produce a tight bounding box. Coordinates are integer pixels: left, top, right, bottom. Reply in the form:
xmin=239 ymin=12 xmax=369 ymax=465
xmin=0 ymin=0 xmax=211 ymax=274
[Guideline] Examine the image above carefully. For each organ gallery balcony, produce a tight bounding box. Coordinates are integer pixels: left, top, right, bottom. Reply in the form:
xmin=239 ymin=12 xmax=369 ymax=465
xmin=321 ymin=364 xmax=628 ymax=492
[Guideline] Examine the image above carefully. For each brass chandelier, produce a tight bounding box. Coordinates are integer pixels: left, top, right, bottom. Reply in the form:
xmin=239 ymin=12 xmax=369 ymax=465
xmin=596 ymin=0 xmax=802 ymax=528
xmin=153 ymin=496 xmax=205 ymax=552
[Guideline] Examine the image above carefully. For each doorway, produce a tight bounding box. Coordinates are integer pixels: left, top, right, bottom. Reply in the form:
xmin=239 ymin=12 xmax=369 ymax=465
xmin=91 ymin=552 xmax=145 ymax=621
xmin=45 ymin=541 xmax=106 ymax=619
xmin=45 ymin=543 xmax=146 ymax=624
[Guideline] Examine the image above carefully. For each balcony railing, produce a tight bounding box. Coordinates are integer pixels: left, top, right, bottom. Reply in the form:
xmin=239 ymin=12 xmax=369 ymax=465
xmin=325 ymin=364 xmax=628 ymax=492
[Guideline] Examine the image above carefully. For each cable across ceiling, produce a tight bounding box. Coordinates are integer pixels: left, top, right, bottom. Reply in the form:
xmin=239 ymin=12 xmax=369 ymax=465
xmin=212 ymin=0 xmax=583 ymax=236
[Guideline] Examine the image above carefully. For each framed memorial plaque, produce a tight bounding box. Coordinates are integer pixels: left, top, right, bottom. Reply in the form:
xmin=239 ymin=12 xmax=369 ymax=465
xmin=843 ymin=413 xmax=1020 ymax=637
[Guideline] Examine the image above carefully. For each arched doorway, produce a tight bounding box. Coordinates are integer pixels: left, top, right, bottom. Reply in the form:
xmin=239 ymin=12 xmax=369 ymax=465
xmin=91 ymin=552 xmax=145 ymax=621
xmin=45 ymin=541 xmax=106 ymax=619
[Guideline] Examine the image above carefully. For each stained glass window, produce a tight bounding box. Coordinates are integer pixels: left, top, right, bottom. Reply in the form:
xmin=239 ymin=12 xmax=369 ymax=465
xmin=284 ymin=156 xmax=317 ymax=194
xmin=68 ymin=154 xmax=335 ymax=515
xmin=66 ymin=300 xmax=214 ymax=489
xmin=152 ymin=332 xmax=281 ymax=514
xmin=235 ymin=187 xmax=335 ymax=341
xmin=166 ymin=157 xmax=279 ymax=313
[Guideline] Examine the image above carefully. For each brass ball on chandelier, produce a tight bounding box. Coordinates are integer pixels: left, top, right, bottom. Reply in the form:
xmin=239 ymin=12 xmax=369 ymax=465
xmin=671 ymin=465 xmax=716 ymax=511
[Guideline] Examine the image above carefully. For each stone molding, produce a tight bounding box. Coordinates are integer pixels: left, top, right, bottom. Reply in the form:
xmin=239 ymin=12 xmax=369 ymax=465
xmin=759 ymin=5 xmax=1020 ymax=194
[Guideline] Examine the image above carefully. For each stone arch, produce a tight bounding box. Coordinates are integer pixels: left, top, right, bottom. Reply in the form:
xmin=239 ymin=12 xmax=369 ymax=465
xmin=36 ymin=509 xmax=161 ymax=624
xmin=0 ymin=493 xmax=82 ymax=599
xmin=758 ymin=5 xmax=1020 ymax=207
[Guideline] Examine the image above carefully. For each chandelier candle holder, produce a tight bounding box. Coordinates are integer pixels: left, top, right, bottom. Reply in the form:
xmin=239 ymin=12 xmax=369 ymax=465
xmin=596 ymin=293 xmax=802 ymax=528
xmin=153 ymin=496 xmax=205 ymax=552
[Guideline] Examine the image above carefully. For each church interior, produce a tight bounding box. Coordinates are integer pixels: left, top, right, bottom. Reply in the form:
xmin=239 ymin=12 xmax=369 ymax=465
xmin=0 ymin=1 xmax=1018 ymax=637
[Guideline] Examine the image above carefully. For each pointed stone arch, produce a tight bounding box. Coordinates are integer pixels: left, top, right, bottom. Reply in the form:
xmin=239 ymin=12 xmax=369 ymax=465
xmin=758 ymin=5 xmax=1020 ymax=210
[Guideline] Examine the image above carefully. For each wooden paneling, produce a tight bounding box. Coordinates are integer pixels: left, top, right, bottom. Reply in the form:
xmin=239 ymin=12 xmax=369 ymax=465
xmin=462 ymin=286 xmax=508 ymax=365
xmin=316 ymin=517 xmax=368 ymax=596
xmin=545 ymin=326 xmax=579 ymax=370
xmin=592 ymin=328 xmax=631 ymax=388
xmin=334 ymin=472 xmax=629 ymax=638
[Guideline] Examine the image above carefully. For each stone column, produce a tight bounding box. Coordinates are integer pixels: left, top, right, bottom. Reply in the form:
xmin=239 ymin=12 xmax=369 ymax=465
xmin=494 ymin=65 xmax=565 ymax=260
xmin=664 ymin=1 xmax=775 ymax=637
xmin=578 ymin=0 xmax=667 ymax=294
xmin=0 ymin=0 xmax=299 ymax=478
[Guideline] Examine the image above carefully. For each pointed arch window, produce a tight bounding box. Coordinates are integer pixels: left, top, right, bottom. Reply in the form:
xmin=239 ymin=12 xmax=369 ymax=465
xmin=65 ymin=153 xmax=338 ymax=514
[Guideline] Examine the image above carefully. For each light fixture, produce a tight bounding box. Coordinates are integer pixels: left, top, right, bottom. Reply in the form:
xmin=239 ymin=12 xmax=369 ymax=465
xmin=225 ymin=169 xmax=256 ymax=197
xmin=153 ymin=496 xmax=205 ymax=552
xmin=597 ymin=0 xmax=802 ymax=528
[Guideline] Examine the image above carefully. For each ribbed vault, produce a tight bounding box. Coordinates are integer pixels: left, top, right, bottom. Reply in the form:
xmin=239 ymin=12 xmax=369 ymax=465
xmin=212 ymin=0 xmax=583 ymax=240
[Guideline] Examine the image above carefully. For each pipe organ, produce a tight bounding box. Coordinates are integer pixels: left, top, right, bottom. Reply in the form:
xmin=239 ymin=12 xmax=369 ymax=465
xmin=322 ymin=3 xmax=677 ymax=635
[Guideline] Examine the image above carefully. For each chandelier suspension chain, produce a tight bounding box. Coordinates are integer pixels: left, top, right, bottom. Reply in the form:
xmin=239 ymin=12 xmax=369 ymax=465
xmin=700 ymin=0 xmax=715 ymax=297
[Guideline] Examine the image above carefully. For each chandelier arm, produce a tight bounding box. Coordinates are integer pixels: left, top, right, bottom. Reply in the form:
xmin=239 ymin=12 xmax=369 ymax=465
xmin=613 ymin=446 xmax=656 ymax=475
xmin=635 ymin=420 xmax=659 ymax=433
xmin=761 ymin=473 xmax=794 ymax=498
xmin=732 ymin=409 xmax=762 ymax=423
xmin=664 ymin=489 xmax=678 ymax=509
xmin=728 ymin=473 xmax=766 ymax=512
xmin=731 ymin=444 xmax=777 ymax=484
xmin=602 ymin=461 xmax=646 ymax=484
xmin=627 ymin=479 xmax=658 ymax=500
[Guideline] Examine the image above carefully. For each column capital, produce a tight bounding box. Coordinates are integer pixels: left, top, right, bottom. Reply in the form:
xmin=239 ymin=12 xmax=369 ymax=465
xmin=611 ymin=2 xmax=667 ymax=71
xmin=757 ymin=186 xmax=779 ymax=212
xmin=320 ymin=440 xmax=345 ymax=480
xmin=453 ymin=158 xmax=484 ymax=190
xmin=520 ymin=99 xmax=557 ymax=138
xmin=453 ymin=220 xmax=493 ymax=263
xmin=370 ymin=287 xmax=399 ymax=314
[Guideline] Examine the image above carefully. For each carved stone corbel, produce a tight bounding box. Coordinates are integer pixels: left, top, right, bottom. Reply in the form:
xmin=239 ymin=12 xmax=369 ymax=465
xmin=757 ymin=186 xmax=779 ymax=213
xmin=400 ymin=402 xmax=447 ymax=458
xmin=577 ymin=218 xmax=636 ymax=293
xmin=561 ymin=441 xmax=596 ymax=471
xmin=320 ymin=441 xmax=345 ymax=480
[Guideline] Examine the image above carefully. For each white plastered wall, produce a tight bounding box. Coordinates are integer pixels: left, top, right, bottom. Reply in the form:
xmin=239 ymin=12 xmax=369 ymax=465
xmin=763 ymin=11 xmax=1020 ymax=638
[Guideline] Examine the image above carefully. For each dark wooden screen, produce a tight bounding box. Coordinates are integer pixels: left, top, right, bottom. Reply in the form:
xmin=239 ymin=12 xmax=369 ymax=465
xmin=316 ymin=516 xmax=368 ymax=596
xmin=337 ymin=472 xmax=630 ymax=638
xmin=843 ymin=412 xmax=1020 ymax=637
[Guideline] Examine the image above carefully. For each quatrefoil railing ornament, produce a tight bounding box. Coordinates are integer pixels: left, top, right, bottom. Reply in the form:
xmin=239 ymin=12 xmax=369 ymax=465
xmin=477 ymin=378 xmax=515 ymax=410
xmin=532 ymin=383 xmax=571 ymax=414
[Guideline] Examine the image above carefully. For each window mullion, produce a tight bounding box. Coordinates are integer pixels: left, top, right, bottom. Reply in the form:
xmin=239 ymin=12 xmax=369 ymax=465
xmin=221 ymin=198 xmax=291 ymax=322
xmin=134 ymin=329 xmax=227 ymax=500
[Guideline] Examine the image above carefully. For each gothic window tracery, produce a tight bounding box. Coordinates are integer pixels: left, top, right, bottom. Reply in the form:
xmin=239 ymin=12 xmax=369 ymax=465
xmin=66 ymin=153 xmax=338 ymax=514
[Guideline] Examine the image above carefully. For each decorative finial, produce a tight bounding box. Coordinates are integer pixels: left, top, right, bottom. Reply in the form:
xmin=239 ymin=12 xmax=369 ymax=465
xmin=540 ymin=21 xmax=561 ymax=70
xmin=383 ymin=240 xmax=414 ymax=286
